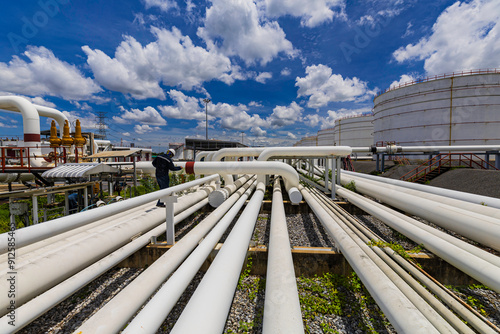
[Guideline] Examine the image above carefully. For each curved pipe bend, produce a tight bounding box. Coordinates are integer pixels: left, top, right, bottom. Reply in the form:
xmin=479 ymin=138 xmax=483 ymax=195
xmin=257 ymin=146 xmax=352 ymax=161
xmin=178 ymin=161 xmax=302 ymax=204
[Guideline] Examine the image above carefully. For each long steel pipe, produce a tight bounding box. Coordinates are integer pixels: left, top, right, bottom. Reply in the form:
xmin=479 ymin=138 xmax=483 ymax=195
xmin=0 ymin=174 xmax=219 ymax=253
xmin=342 ymin=171 xmax=500 ymax=219
xmin=335 ymin=186 xmax=500 ymax=292
xmin=74 ymin=176 xmax=256 ymax=334
xmin=257 ymin=146 xmax=352 ymax=161
xmin=340 ymin=174 xmax=500 ymax=251
xmin=262 ymin=178 xmax=304 ymax=334
xmin=299 ymin=185 xmax=440 ymax=333
xmin=170 ymin=181 xmax=266 ymax=334
xmin=0 ymin=184 xmax=216 ymax=316
xmin=211 ymin=147 xmax=266 ymax=161
xmin=0 ymin=197 xmax=209 ymax=333
xmin=342 ymin=170 xmax=500 ymax=209
xmin=179 ymin=161 xmax=302 ymax=204
xmin=122 ymin=178 xmax=257 ymax=334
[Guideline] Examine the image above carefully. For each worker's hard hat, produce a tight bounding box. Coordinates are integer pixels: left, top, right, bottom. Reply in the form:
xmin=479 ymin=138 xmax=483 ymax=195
xmin=167 ymin=148 xmax=175 ymax=156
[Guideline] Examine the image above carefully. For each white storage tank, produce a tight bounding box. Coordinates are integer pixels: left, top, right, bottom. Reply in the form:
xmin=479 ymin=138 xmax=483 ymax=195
xmin=317 ymin=128 xmax=335 ymax=146
xmin=333 ymin=114 xmax=374 ymax=157
xmin=373 ymin=71 xmax=500 ymax=147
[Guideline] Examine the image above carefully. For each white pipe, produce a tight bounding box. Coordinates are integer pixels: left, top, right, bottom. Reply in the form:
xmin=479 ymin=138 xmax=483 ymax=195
xmin=33 ymin=104 xmax=68 ymax=133
xmin=342 ymin=170 xmax=500 ymax=209
xmin=343 ymin=172 xmax=500 ymax=220
xmin=307 ymin=188 xmax=459 ymax=334
xmin=211 ymin=147 xmax=266 ymax=161
xmin=262 ymin=178 xmax=304 ymax=334
xmin=208 ymin=174 xmax=251 ymax=207
xmin=0 ymin=185 xmax=215 ymax=316
xmin=0 ymin=174 xmax=219 ymax=253
xmin=170 ymin=181 xmax=266 ymax=334
xmin=0 ymin=197 xmax=209 ymax=332
xmin=75 ymin=176 xmax=256 ymax=334
xmin=0 ymin=96 xmax=42 ymax=166
xmin=122 ymin=178 xmax=257 ymax=334
xmin=299 ymin=185 xmax=440 ymax=333
xmin=257 ymin=146 xmax=352 ymax=161
xmin=195 ymin=151 xmax=210 ymax=161
xmin=340 ymin=174 xmax=500 ymax=251
xmin=179 ymin=161 xmax=302 ymax=204
xmin=335 ymin=186 xmax=500 ymax=292
xmin=398 ymin=145 xmax=500 ymax=152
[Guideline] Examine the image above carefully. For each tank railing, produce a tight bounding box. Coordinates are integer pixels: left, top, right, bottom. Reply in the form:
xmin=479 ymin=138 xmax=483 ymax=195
xmin=377 ymin=68 xmax=500 ymax=97
xmin=400 ymin=153 xmax=499 ymax=182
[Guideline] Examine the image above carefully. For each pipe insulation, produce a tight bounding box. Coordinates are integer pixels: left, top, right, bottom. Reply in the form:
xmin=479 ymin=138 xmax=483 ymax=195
xmin=342 ymin=170 xmax=500 ymax=209
xmin=340 ymin=174 xmax=500 ymax=251
xmin=0 ymin=174 xmax=220 ymax=253
xmin=0 ymin=182 xmax=217 ymax=316
xmin=122 ymin=178 xmax=257 ymax=334
xmin=299 ymin=185 xmax=440 ymax=333
xmin=262 ymin=178 xmax=304 ymax=334
xmin=335 ymin=186 xmax=500 ymax=293
xmin=169 ymin=181 xmax=266 ymax=334
xmin=74 ymin=176 xmax=256 ymax=334
xmin=257 ymin=146 xmax=352 ymax=161
xmin=0 ymin=196 xmax=209 ymax=333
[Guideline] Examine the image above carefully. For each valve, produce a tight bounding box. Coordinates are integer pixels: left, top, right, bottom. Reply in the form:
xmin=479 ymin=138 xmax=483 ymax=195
xmin=74 ymin=119 xmax=87 ymax=147
xmin=61 ymin=120 xmax=74 ymax=147
xmin=49 ymin=120 xmax=61 ymax=148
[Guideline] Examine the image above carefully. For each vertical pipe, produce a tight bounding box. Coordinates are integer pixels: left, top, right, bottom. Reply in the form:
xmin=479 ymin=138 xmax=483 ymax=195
xmin=32 ymin=195 xmax=38 ymax=225
xmin=170 ymin=181 xmax=266 ymax=334
xmin=262 ymin=178 xmax=304 ymax=334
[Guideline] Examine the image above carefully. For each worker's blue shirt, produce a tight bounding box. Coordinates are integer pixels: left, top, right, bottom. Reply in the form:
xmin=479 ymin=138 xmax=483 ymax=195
xmin=152 ymin=154 xmax=181 ymax=177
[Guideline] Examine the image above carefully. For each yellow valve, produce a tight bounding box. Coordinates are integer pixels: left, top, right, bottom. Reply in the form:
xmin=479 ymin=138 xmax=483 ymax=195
xmin=49 ymin=120 xmax=61 ymax=148
xmin=61 ymin=120 xmax=74 ymax=147
xmin=74 ymin=119 xmax=87 ymax=147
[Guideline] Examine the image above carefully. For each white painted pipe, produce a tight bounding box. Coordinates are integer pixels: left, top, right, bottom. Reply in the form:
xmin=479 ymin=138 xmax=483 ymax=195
xmin=195 ymin=151 xmax=210 ymax=161
xmin=299 ymin=185 xmax=440 ymax=333
xmin=180 ymin=161 xmax=302 ymax=204
xmin=307 ymin=188 xmax=460 ymax=334
xmin=262 ymin=178 xmax=304 ymax=334
xmin=170 ymin=181 xmax=266 ymax=334
xmin=208 ymin=174 xmax=252 ymax=207
xmin=122 ymin=179 xmax=257 ymax=334
xmin=343 ymin=172 xmax=500 ymax=220
xmin=33 ymin=104 xmax=68 ymax=133
xmin=75 ymin=176 xmax=256 ymax=334
xmin=0 ymin=197 xmax=209 ymax=332
xmin=340 ymin=174 xmax=500 ymax=251
xmin=0 ymin=174 xmax=219 ymax=253
xmin=211 ymin=147 xmax=266 ymax=161
xmin=342 ymin=170 xmax=500 ymax=209
xmin=257 ymin=146 xmax=352 ymax=161
xmin=398 ymin=145 xmax=500 ymax=152
xmin=335 ymin=186 xmax=500 ymax=292
xmin=0 ymin=185 xmax=215 ymax=316
xmin=303 ymin=174 xmax=500 ymax=269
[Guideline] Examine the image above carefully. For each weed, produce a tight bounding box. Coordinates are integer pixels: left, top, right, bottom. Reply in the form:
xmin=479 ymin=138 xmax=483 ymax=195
xmin=343 ymin=180 xmax=356 ymax=192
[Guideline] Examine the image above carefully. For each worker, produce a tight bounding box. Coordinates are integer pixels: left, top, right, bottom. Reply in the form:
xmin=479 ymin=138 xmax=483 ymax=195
xmin=152 ymin=148 xmax=182 ymax=207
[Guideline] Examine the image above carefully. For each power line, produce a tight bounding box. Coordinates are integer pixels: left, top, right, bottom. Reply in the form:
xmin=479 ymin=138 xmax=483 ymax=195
xmin=95 ymin=112 xmax=107 ymax=139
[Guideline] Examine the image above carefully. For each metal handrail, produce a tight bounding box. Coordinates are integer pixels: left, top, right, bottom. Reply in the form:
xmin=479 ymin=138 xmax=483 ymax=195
xmin=400 ymin=153 xmax=499 ymax=182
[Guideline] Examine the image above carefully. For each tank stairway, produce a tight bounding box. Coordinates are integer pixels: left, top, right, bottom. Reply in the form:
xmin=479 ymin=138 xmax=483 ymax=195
xmin=400 ymin=153 xmax=499 ymax=183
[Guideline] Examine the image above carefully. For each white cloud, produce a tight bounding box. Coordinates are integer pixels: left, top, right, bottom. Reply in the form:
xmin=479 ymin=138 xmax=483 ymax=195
xmin=390 ymin=74 xmax=416 ymax=89
xmin=255 ymin=72 xmax=272 ymax=83
xmin=197 ymin=0 xmax=295 ymax=65
xmin=0 ymin=92 xmax=57 ymax=108
xmin=142 ymin=0 xmax=178 ymax=12
xmin=0 ymin=46 xmax=101 ymax=100
xmin=123 ymin=132 xmax=131 ymax=136
xmin=135 ymin=124 xmax=161 ymax=134
xmin=113 ymin=106 xmax=166 ymax=125
xmin=287 ymin=132 xmax=297 ymax=139
xmin=251 ymin=126 xmax=267 ymax=137
xmin=264 ymin=0 xmax=345 ymax=28
xmin=158 ymin=90 xmax=207 ymax=120
xmin=216 ymin=102 xmax=267 ymax=131
xmin=62 ymin=110 xmax=98 ymax=130
xmin=72 ymin=101 xmax=93 ymax=111
xmin=249 ymin=101 xmax=263 ymax=107
xmin=280 ymin=68 xmax=291 ymax=76
xmin=267 ymin=101 xmax=303 ymax=127
xmin=393 ymin=0 xmax=500 ymax=74
xmin=83 ymin=27 xmax=232 ymax=99
xmin=296 ymin=64 xmax=375 ymax=108
xmin=306 ymin=107 xmax=371 ymax=129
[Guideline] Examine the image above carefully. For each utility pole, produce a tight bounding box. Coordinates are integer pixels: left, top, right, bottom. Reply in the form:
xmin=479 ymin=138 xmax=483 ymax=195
xmin=203 ymin=98 xmax=211 ymax=140
xmin=96 ymin=112 xmax=107 ymax=139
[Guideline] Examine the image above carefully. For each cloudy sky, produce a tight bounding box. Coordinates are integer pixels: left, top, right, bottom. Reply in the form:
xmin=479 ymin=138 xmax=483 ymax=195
xmin=0 ymin=0 xmax=499 ymax=151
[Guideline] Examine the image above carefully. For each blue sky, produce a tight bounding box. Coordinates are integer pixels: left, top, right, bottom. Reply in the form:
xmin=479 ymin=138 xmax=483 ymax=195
xmin=0 ymin=0 xmax=499 ymax=151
